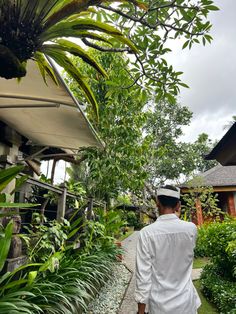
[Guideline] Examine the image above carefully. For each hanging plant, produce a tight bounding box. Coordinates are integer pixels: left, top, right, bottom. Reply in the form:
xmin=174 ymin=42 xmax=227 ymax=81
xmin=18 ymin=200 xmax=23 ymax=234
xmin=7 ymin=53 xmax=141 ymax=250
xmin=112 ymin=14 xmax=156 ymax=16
xmin=0 ymin=0 xmax=139 ymax=115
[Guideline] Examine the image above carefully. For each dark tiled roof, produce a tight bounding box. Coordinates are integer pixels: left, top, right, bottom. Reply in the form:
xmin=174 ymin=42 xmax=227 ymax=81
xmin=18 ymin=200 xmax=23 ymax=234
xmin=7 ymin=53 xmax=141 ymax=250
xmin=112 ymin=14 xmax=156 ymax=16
xmin=190 ymin=165 xmax=236 ymax=187
xmin=205 ymin=122 xmax=236 ymax=166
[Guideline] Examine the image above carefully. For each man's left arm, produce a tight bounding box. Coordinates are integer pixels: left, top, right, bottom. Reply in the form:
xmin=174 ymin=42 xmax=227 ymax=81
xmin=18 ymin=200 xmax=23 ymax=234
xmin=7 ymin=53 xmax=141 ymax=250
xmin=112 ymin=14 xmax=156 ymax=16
xmin=135 ymin=232 xmax=152 ymax=313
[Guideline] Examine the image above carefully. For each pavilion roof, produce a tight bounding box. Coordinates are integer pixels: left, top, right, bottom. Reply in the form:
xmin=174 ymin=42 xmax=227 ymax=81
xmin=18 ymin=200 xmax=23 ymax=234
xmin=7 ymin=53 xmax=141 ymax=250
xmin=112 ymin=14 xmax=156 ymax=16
xmin=0 ymin=60 xmax=102 ymax=152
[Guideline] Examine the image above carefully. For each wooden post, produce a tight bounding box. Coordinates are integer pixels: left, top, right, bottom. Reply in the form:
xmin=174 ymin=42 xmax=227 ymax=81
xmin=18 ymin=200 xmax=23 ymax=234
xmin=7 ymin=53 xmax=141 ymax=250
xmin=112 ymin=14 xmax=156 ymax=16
xmin=227 ymin=192 xmax=236 ymax=217
xmin=57 ymin=185 xmax=67 ymax=222
xmin=195 ymin=198 xmax=204 ymax=225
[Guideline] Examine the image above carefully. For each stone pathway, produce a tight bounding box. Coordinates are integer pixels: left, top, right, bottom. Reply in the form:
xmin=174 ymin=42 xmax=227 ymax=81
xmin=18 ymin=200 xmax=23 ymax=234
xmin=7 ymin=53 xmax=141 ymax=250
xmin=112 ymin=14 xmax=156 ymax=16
xmin=118 ymin=231 xmax=139 ymax=314
xmin=118 ymin=231 xmax=202 ymax=314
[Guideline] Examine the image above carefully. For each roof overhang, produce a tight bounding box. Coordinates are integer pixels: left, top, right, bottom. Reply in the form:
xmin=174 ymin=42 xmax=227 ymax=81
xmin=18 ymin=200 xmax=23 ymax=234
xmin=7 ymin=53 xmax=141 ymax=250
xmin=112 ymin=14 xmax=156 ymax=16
xmin=0 ymin=60 xmax=102 ymax=151
xmin=205 ymin=122 xmax=236 ymax=166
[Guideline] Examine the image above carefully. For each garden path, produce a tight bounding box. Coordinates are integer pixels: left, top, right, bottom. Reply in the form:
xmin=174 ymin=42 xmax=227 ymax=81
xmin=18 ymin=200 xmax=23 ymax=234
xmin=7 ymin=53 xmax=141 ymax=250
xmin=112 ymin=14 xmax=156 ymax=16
xmin=118 ymin=231 xmax=202 ymax=314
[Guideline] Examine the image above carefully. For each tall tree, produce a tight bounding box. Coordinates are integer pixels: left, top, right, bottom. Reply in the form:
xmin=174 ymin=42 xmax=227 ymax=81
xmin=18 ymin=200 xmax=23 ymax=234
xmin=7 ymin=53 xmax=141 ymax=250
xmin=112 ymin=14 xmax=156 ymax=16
xmin=143 ymin=106 xmax=218 ymax=202
xmin=66 ymin=51 xmax=151 ymax=202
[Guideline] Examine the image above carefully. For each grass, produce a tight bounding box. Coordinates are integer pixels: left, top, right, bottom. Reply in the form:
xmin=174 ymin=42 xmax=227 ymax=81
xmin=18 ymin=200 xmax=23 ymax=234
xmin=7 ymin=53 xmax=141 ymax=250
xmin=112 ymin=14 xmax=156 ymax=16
xmin=193 ymin=257 xmax=210 ymax=269
xmin=194 ymin=280 xmax=218 ymax=314
xmin=193 ymin=258 xmax=218 ymax=313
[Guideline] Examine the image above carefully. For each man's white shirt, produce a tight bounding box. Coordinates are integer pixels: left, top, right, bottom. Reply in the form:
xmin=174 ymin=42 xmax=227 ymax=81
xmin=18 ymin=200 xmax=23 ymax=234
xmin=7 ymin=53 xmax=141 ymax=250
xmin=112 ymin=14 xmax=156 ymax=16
xmin=135 ymin=214 xmax=201 ymax=314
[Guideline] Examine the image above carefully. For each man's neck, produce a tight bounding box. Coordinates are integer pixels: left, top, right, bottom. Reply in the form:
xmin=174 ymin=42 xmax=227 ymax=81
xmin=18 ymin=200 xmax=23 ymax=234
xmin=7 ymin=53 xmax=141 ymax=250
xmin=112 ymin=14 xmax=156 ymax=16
xmin=159 ymin=208 xmax=175 ymax=216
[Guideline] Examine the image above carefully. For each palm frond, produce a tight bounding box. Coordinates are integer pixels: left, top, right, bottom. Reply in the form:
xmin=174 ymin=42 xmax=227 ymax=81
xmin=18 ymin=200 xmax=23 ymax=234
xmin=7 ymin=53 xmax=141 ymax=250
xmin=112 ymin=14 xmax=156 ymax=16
xmin=41 ymin=18 xmax=138 ymax=52
xmin=43 ymin=40 xmax=107 ymax=77
xmin=34 ymin=52 xmax=59 ymax=85
xmin=43 ymin=0 xmax=89 ymax=30
xmin=43 ymin=48 xmax=99 ymax=117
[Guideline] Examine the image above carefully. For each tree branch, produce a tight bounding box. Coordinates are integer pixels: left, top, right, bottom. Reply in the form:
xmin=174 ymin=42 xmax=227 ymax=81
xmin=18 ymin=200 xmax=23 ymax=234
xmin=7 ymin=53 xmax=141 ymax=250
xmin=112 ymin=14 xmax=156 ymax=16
xmin=98 ymin=3 xmax=203 ymax=36
xmin=82 ymin=38 xmax=132 ymax=53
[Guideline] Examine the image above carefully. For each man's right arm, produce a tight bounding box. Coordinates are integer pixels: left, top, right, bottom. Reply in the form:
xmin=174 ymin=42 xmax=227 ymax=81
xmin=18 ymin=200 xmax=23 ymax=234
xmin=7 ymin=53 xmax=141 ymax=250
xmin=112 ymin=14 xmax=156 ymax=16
xmin=137 ymin=302 xmax=146 ymax=314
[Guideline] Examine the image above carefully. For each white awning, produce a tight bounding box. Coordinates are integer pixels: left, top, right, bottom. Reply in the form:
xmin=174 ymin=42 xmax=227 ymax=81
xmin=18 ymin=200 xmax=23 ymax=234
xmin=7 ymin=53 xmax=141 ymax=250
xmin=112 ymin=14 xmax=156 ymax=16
xmin=0 ymin=60 xmax=102 ymax=150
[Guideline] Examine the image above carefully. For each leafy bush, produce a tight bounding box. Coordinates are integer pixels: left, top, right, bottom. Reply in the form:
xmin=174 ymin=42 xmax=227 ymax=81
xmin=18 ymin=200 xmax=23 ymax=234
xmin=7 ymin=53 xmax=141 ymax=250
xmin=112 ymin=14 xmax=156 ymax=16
xmin=95 ymin=209 xmax=126 ymax=238
xmin=24 ymin=213 xmax=70 ymax=262
xmin=201 ymin=264 xmax=236 ymax=314
xmin=194 ymin=224 xmax=210 ymax=257
xmin=195 ymin=220 xmax=236 ymax=279
xmin=0 ymin=247 xmax=119 ymax=314
xmin=226 ymin=235 xmax=236 ymax=277
xmin=122 ymin=210 xmax=144 ymax=230
xmin=126 ymin=211 xmax=139 ymax=228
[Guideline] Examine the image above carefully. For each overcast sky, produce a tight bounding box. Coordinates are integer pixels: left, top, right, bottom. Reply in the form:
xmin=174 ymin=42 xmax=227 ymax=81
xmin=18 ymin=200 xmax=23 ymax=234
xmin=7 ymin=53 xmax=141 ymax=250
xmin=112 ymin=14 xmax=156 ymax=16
xmin=167 ymin=0 xmax=236 ymax=143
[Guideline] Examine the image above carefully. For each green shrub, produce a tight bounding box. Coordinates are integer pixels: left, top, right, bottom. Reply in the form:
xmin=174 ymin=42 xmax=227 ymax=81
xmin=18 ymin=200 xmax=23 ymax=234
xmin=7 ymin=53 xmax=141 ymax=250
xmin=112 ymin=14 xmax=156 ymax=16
xmin=123 ymin=211 xmax=144 ymax=230
xmin=24 ymin=213 xmax=70 ymax=263
xmin=195 ymin=221 xmax=236 ymax=279
xmin=201 ymin=264 xmax=236 ymax=314
xmin=194 ymin=224 xmax=209 ymax=257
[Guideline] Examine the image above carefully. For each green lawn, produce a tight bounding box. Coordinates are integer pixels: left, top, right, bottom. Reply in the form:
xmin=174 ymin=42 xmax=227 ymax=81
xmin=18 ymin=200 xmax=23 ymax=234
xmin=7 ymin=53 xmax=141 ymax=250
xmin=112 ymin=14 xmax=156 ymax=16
xmin=194 ymin=280 xmax=218 ymax=314
xmin=193 ymin=258 xmax=218 ymax=313
xmin=193 ymin=257 xmax=210 ymax=269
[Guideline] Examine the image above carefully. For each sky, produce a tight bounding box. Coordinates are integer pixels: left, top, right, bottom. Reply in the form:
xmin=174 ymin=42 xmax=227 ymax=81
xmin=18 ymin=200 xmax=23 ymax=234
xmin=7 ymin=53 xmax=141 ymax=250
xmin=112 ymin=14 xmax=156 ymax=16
xmin=167 ymin=0 xmax=236 ymax=143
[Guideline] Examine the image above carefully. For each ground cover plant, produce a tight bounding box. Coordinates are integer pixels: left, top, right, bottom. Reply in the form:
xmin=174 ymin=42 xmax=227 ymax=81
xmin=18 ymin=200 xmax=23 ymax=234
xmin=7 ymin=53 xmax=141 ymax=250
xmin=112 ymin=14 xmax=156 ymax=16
xmin=0 ymin=216 xmax=122 ymax=313
xmin=201 ymin=264 xmax=236 ymax=314
xmin=193 ymin=280 xmax=218 ymax=314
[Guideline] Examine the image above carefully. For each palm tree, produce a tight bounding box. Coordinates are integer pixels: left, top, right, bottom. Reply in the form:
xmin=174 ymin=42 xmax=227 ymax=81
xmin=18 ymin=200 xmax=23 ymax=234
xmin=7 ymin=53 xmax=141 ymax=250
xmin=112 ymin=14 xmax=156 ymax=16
xmin=0 ymin=0 xmax=138 ymax=114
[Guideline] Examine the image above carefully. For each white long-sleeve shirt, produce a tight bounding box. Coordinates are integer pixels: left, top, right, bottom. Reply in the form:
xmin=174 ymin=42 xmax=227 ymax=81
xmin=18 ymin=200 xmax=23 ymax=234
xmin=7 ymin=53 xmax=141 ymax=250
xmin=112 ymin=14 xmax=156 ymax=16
xmin=135 ymin=214 xmax=201 ymax=314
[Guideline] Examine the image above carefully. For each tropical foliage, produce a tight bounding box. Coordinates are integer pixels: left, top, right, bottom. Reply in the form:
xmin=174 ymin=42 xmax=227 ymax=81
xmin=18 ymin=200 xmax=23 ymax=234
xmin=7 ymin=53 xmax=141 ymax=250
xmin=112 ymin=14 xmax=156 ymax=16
xmin=0 ymin=213 xmax=123 ymax=313
xmin=0 ymin=0 xmax=137 ymax=115
xmin=0 ymin=166 xmax=125 ymax=313
xmin=181 ymin=178 xmax=223 ymax=222
xmin=0 ymin=0 xmax=218 ymax=115
xmin=201 ymin=264 xmax=236 ymax=314
xmin=0 ymin=165 xmax=37 ymax=209
xmin=66 ymin=51 xmax=151 ymax=202
xmin=65 ymin=51 xmax=217 ymax=214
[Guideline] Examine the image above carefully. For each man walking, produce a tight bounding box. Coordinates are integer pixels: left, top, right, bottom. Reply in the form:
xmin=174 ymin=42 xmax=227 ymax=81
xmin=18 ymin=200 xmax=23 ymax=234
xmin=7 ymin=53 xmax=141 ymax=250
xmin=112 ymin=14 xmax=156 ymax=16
xmin=135 ymin=185 xmax=201 ymax=314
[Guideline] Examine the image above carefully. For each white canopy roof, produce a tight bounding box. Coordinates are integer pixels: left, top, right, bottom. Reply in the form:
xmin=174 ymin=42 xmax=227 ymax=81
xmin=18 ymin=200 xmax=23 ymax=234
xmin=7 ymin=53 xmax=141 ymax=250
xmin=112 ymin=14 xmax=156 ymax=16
xmin=0 ymin=60 xmax=101 ymax=150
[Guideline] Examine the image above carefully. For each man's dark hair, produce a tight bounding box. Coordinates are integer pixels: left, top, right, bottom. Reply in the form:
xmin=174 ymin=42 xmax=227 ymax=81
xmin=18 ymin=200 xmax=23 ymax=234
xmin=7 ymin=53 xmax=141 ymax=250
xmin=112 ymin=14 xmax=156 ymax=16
xmin=157 ymin=185 xmax=179 ymax=208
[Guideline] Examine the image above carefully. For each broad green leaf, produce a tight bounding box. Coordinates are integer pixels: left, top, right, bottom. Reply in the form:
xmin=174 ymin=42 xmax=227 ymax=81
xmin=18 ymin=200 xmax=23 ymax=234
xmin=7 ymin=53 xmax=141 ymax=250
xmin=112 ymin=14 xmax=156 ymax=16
xmin=34 ymin=51 xmax=59 ymax=85
xmin=205 ymin=5 xmax=219 ymax=11
xmin=0 ymin=166 xmax=24 ymax=193
xmin=28 ymin=271 xmax=38 ymax=285
xmin=43 ymin=19 xmax=138 ymax=53
xmin=0 ymin=221 xmax=13 ymax=272
xmin=45 ymin=40 xmax=107 ymax=77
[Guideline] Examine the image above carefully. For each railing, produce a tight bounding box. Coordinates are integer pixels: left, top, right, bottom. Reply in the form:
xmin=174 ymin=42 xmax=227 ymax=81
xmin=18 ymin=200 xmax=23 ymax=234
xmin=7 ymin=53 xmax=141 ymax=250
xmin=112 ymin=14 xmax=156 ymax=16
xmin=16 ymin=176 xmax=106 ymax=225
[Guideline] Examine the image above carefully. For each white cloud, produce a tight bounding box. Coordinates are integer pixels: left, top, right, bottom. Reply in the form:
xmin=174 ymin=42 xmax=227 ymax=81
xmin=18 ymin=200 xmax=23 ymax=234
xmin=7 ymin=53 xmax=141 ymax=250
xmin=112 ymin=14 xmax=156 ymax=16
xmin=181 ymin=110 xmax=233 ymax=143
xmin=167 ymin=0 xmax=236 ymax=142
